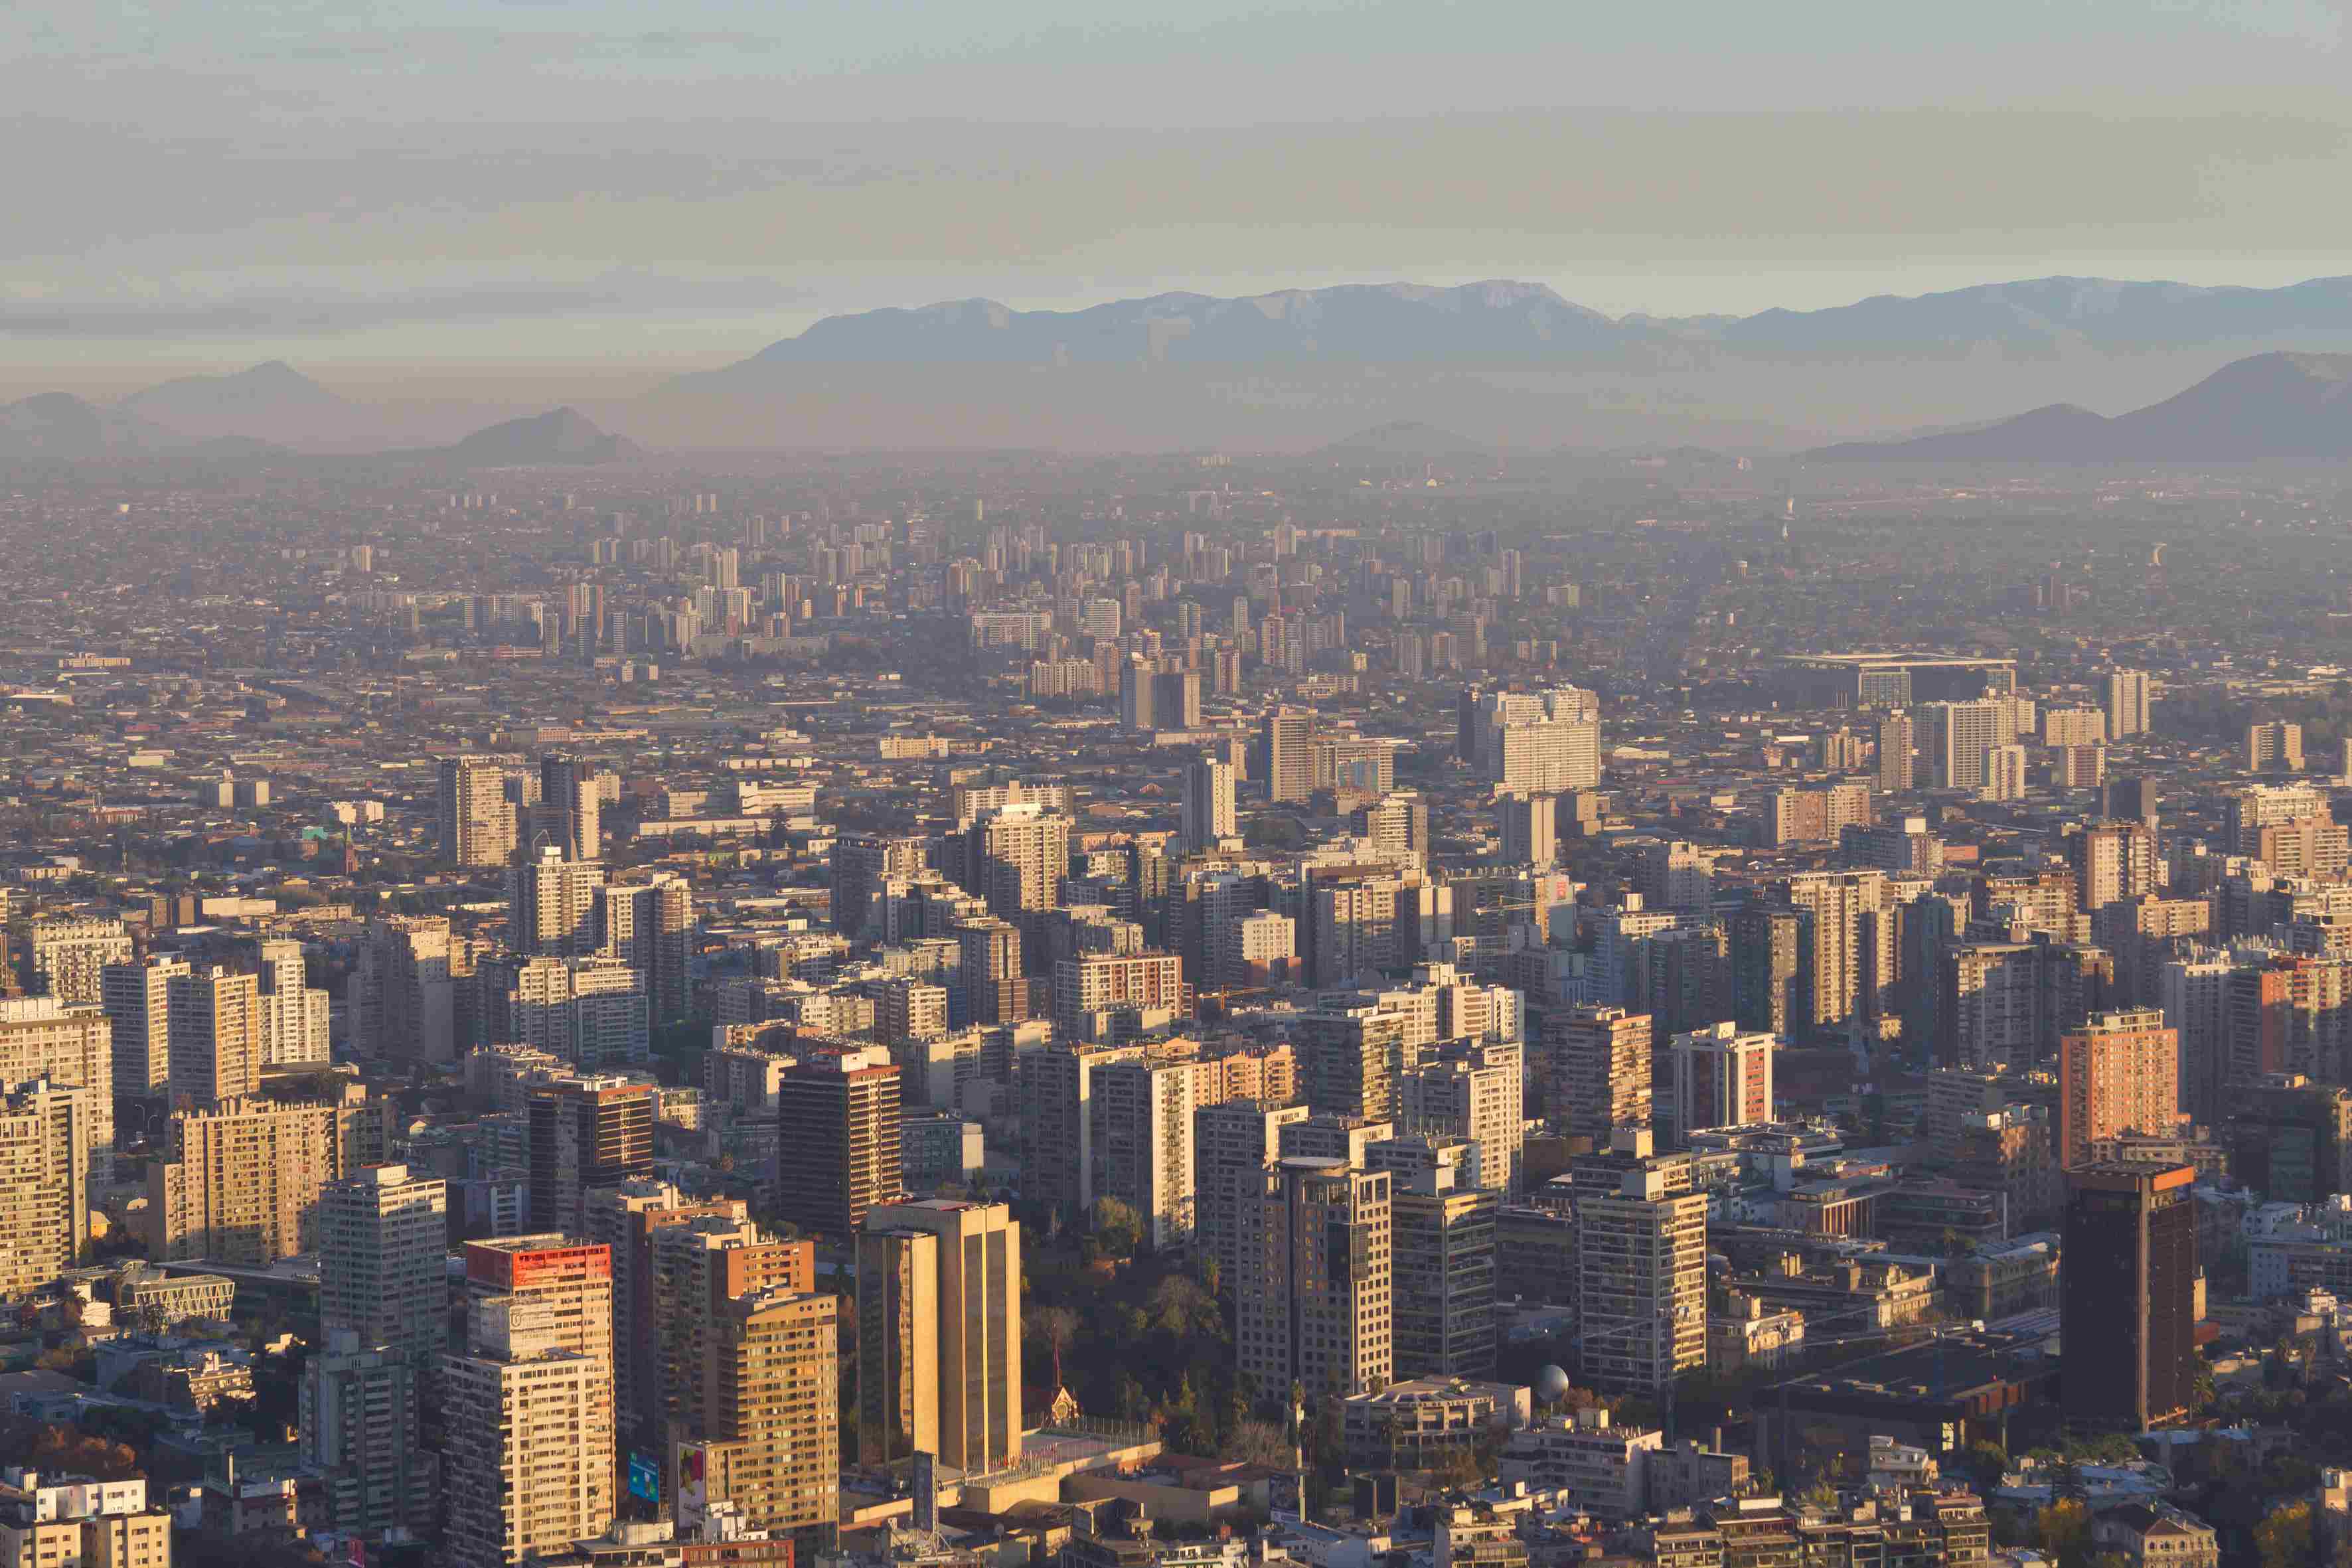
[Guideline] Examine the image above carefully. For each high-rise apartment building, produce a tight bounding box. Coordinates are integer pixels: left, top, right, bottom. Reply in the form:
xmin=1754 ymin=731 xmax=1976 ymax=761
xmin=955 ymin=917 xmax=1026 ymax=1027
xmin=17 ymin=918 xmax=132 ymax=1006
xmin=2103 ymin=669 xmax=2152 ymax=740
xmin=512 ymin=843 xmax=605 ymax=957
xmin=1877 ymin=712 xmax=1915 ymax=792
xmin=303 ymin=1330 xmax=438 ymax=1540
xmin=439 ymin=754 xmax=518 ymax=868
xmin=526 ymin=1074 xmax=655 ymax=1235
xmin=1089 ymin=1056 xmax=1200 ymax=1248
xmin=348 ymin=916 xmax=460 ymax=1063
xmin=2061 ymin=1163 xmax=2196 ymax=1430
xmin=167 ymin=966 xmax=262 ymax=1108
xmin=776 ymin=1047 xmax=902 ymax=1237
xmin=2247 ymin=720 xmax=2305 ymax=774
xmin=2067 ymin=820 xmax=2158 ymax=915
xmin=256 ymin=939 xmax=331 ymax=1066
xmin=1778 ymin=870 xmax=1887 ymax=1030
xmin=1259 ymin=706 xmax=1314 ymax=804
xmin=1236 ymin=1158 xmax=1392 ymax=1398
xmin=1666 ymin=1024 xmax=1775 ymax=1141
xmin=1181 ymin=757 xmax=1237 ymax=848
xmin=1053 ymin=950 xmax=1185 ymax=1040
xmin=537 ymin=753 xmax=602 ymax=861
xmin=319 ymin=1163 xmax=449 ymax=1361
xmin=485 ymin=954 xmax=648 ymax=1070
xmin=0 ymin=1080 xmax=91 ymax=1299
xmin=1378 ymin=1142 xmax=1498 ymax=1380
xmin=1548 ymin=1006 xmax=1654 ymax=1140
xmin=967 ymin=803 xmax=1070 ymax=936
xmin=0 ymin=998 xmax=113 ymax=1194
xmin=1922 ymin=699 xmax=2008 ymax=791
xmin=2059 ymin=1008 xmax=2180 ymax=1169
xmin=833 ymin=834 xmax=930 ymax=939
xmin=1194 ymin=1099 xmax=1310 ymax=1298
xmin=1401 ymin=1041 xmax=1524 ymax=1193
xmin=442 ymin=1238 xmax=616 ymax=1568
xmin=102 ymin=953 xmax=187 ymax=1105
xmin=684 ymin=1287 xmax=838 ymax=1540
xmin=149 ymin=1094 xmax=384 ymax=1263
xmin=595 ymin=873 xmax=693 ymax=1023
xmin=856 ymin=1200 xmax=1023 ymax=1473
xmin=1498 ymin=793 xmax=1559 ymax=869
xmin=1577 ymin=1166 xmax=1708 ymax=1397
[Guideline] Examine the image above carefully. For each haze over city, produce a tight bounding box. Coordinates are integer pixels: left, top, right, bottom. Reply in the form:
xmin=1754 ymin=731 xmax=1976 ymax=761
xmin=8 ymin=8 xmax=2352 ymax=1568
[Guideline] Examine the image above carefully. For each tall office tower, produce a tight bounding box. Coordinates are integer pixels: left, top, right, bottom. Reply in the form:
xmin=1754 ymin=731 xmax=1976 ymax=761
xmin=2059 ymin=1008 xmax=2180 ymax=1168
xmin=1377 ymin=1140 xmax=1498 ymax=1379
xmin=1876 ymin=711 xmax=1916 ymax=792
xmin=256 ymin=939 xmax=331 ymax=1066
xmin=438 ymin=754 xmax=518 ymax=867
xmin=319 ymin=1164 xmax=449 ymax=1361
xmin=1730 ymin=906 xmax=1805 ymax=1040
xmin=17 ymin=918 xmax=133 ymax=1006
xmin=777 ymin=1047 xmax=902 ymax=1237
xmin=1118 ymin=657 xmax=1156 ymax=731
xmin=2104 ymin=775 xmax=2159 ymax=827
xmin=165 ymin=967 xmax=262 ymax=1108
xmin=857 ymin=1200 xmax=1024 ymax=1472
xmin=585 ymin=1182 xmax=728 ymax=1448
xmin=0 ymin=1081 xmax=91 ymax=1298
xmin=1666 ymin=1023 xmax=1776 ymax=1141
xmin=1194 ymin=1100 xmax=1310 ymax=1298
xmin=348 ymin=916 xmax=459 ymax=1064
xmin=1235 ymin=1158 xmax=1393 ymax=1398
xmin=102 ymin=953 xmax=187 ymax=1104
xmin=969 ymin=803 xmax=1070 ymax=936
xmin=955 ymin=918 xmax=1026 ymax=1026
xmin=1153 ymin=666 xmax=1203 ymax=730
xmin=2103 ymin=669 xmax=2153 ymax=740
xmin=526 ymin=1075 xmax=655 ymax=1235
xmin=513 ymin=844 xmax=606 ymax=957
xmin=485 ymin=955 xmax=647 ymax=1069
xmin=149 ymin=1095 xmax=382 ymax=1263
xmin=1401 ymin=1042 xmax=1524 ymax=1193
xmin=2067 ymin=819 xmax=2158 ymax=915
xmin=1019 ymin=1042 xmax=1141 ymax=1223
xmin=597 ymin=872 xmax=693 ymax=1022
xmin=1181 ymin=757 xmax=1237 ymax=848
xmin=442 ymin=1239 xmax=616 ymax=1568
xmin=652 ymin=1215 xmax=813 ymax=1431
xmin=832 ymin=834 xmax=929 ymax=939
xmin=0 ymin=998 xmax=114 ymax=1192
xmin=2247 ymin=720 xmax=2306 ymax=773
xmin=1577 ymin=1165 xmax=1708 ymax=1396
xmin=1921 ymin=699 xmax=2006 ymax=791
xmin=303 ymin=1330 xmax=438 ymax=1539
xmin=1778 ymin=869 xmax=1887 ymax=1030
xmin=2061 ymin=1162 xmax=2196 ymax=1431
xmin=1260 ymin=705 xmax=1314 ymax=803
xmin=1498 ymin=793 xmax=1559 ymax=868
xmin=1549 ymin=1006 xmax=1654 ymax=1139
xmin=538 ymin=753 xmax=601 ymax=860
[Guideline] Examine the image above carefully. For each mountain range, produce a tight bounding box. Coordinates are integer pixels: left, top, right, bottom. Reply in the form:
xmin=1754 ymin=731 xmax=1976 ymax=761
xmin=0 ymin=390 xmax=638 ymax=467
xmin=1806 ymin=352 xmax=2352 ymax=462
xmin=15 ymin=273 xmax=2352 ymax=455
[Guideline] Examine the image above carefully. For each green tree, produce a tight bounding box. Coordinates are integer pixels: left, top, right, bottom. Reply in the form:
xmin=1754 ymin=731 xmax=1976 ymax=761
xmin=2257 ymin=1501 xmax=2315 ymax=1568
xmin=1089 ymin=1196 xmax=1143 ymax=1259
xmin=2035 ymin=1499 xmax=2092 ymax=1568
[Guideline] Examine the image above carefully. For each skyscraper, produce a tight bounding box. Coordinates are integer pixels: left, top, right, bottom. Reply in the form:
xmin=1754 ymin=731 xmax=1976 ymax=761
xmin=776 ymin=1047 xmax=902 ymax=1237
xmin=149 ymin=1094 xmax=386 ymax=1263
xmin=684 ymin=1288 xmax=839 ymax=1539
xmin=1181 ymin=756 xmax=1237 ymax=848
xmin=526 ymin=1075 xmax=655 ymax=1235
xmin=1235 ymin=1157 xmax=1392 ymax=1398
xmin=856 ymin=1200 xmax=1024 ymax=1473
xmin=347 ymin=916 xmax=459 ymax=1064
xmin=1379 ymin=1142 xmax=1498 ymax=1379
xmin=537 ymin=753 xmax=601 ymax=861
xmin=513 ymin=843 xmax=606 ymax=956
xmin=1666 ymin=1023 xmax=1776 ymax=1142
xmin=438 ymin=754 xmax=518 ymax=868
xmin=256 ymin=939 xmax=331 ymax=1066
xmin=1193 ymin=1099 xmax=1310 ymax=1299
xmin=0 ymin=997 xmax=114 ymax=1194
xmin=319 ymin=1163 xmax=449 ymax=1362
xmin=596 ymin=872 xmax=693 ymax=1022
xmin=2059 ymin=1008 xmax=2180 ymax=1168
xmin=2247 ymin=720 xmax=2306 ymax=773
xmin=832 ymin=834 xmax=930 ymax=938
xmin=2061 ymin=1162 xmax=2196 ymax=1430
xmin=1922 ymin=699 xmax=2007 ymax=791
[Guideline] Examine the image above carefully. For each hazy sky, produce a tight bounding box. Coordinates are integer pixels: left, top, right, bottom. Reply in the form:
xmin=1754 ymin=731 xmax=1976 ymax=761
xmin=8 ymin=0 xmax=2352 ymax=374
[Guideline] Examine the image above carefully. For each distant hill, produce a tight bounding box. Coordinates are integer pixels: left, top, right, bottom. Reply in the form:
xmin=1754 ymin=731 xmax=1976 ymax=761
xmin=1806 ymin=352 xmax=2352 ymax=462
xmin=0 ymin=392 xmax=166 ymax=459
xmin=1320 ymin=420 xmax=1490 ymax=457
xmin=441 ymin=407 xmax=641 ymax=465
xmin=119 ymin=360 xmax=359 ymax=446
